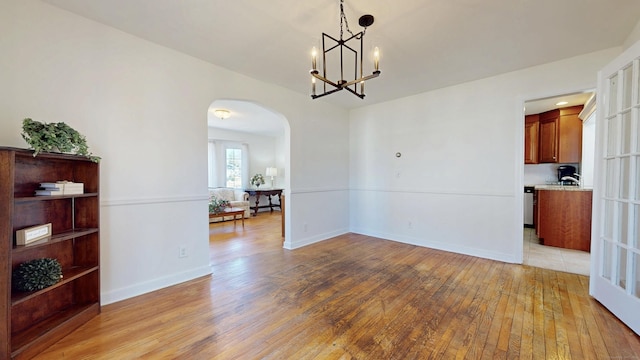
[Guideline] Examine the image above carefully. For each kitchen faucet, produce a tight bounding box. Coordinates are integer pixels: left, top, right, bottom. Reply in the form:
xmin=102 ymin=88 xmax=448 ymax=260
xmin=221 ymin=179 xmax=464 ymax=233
xmin=561 ymin=173 xmax=581 ymax=186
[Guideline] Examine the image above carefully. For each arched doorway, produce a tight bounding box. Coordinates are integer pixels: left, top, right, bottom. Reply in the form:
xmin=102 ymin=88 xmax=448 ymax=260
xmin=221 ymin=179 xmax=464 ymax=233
xmin=207 ymin=99 xmax=291 ymax=243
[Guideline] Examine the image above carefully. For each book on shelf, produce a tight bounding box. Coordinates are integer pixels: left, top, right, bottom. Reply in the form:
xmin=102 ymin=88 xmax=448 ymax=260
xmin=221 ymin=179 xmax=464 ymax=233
xmin=39 ymin=182 xmax=64 ymax=190
xmin=36 ymin=181 xmax=84 ymax=195
xmin=35 ymin=189 xmax=63 ymax=196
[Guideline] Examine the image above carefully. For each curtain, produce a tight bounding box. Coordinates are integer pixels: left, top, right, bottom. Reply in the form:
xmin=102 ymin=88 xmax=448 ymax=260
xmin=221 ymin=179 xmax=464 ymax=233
xmin=241 ymin=143 xmax=249 ymax=189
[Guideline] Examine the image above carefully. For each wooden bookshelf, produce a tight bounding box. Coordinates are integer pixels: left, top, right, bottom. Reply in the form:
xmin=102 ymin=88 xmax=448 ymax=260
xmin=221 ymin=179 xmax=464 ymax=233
xmin=0 ymin=147 xmax=100 ymax=359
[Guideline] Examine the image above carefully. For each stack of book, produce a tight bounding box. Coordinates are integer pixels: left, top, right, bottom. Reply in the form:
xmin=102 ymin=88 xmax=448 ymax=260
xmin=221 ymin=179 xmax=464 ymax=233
xmin=35 ymin=181 xmax=84 ymax=196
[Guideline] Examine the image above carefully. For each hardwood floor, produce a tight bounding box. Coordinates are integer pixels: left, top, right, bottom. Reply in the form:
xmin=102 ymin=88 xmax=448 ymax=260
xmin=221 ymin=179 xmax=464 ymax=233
xmin=34 ymin=212 xmax=640 ymax=359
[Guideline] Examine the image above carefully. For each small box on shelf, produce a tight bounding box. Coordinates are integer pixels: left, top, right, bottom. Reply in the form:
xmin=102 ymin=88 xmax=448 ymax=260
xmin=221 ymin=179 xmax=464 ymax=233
xmin=15 ymin=223 xmax=52 ymax=246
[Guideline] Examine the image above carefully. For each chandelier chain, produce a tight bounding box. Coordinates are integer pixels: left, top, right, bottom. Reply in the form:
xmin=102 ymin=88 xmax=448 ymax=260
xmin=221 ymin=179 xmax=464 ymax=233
xmin=339 ymin=0 xmax=365 ymax=40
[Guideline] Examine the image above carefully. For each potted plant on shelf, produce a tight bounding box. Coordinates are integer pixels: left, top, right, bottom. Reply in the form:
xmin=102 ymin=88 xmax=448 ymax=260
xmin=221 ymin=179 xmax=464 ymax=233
xmin=251 ymin=173 xmax=265 ymax=188
xmin=21 ymin=118 xmax=101 ymax=162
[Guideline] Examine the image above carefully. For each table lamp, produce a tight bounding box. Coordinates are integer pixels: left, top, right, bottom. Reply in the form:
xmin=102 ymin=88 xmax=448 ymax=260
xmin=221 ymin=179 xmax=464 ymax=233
xmin=266 ymin=167 xmax=278 ymax=188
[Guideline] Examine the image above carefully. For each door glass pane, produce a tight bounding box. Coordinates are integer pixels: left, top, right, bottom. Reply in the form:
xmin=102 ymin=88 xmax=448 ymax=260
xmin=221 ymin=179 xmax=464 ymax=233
xmin=622 ymin=65 xmax=633 ymax=110
xmin=618 ymin=247 xmax=628 ymax=290
xmin=637 ymin=157 xmax=640 ymax=200
xmin=632 ymin=59 xmax=640 ymax=105
xmin=604 ymin=200 xmax=615 ymax=239
xmin=603 ymin=240 xmax=613 ymax=280
xmin=619 ymin=203 xmax=629 ymax=245
xmin=605 ymin=159 xmax=617 ymax=198
xmin=607 ymin=116 xmax=618 ymax=156
xmin=620 ymin=157 xmax=630 ymax=199
xmin=608 ymin=73 xmax=619 ymax=116
xmin=636 ymin=112 xmax=640 ymax=153
xmin=633 ymin=204 xmax=640 ymax=250
xmin=621 ymin=111 xmax=632 ymax=154
xmin=637 ymin=59 xmax=640 ymax=105
xmin=634 ymin=252 xmax=640 ymax=298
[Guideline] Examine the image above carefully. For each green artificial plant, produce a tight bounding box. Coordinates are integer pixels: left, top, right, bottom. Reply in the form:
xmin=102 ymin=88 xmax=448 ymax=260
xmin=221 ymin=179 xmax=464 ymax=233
xmin=12 ymin=258 xmax=63 ymax=292
xmin=21 ymin=118 xmax=100 ymax=162
xmin=209 ymin=196 xmax=230 ymax=214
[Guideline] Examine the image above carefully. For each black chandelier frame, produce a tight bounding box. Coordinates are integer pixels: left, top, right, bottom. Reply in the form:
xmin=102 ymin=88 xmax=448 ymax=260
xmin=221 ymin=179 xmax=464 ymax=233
xmin=310 ymin=1 xmax=380 ymax=100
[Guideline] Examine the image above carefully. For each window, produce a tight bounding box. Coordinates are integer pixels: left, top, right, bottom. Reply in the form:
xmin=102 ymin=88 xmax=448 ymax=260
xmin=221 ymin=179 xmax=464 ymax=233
xmin=208 ymin=140 xmax=249 ymax=189
xmin=225 ymin=148 xmax=242 ymax=188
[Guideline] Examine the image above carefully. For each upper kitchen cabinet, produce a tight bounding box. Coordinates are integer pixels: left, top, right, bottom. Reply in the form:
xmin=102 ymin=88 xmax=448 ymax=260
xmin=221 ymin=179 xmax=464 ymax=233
xmin=538 ymin=105 xmax=583 ymax=163
xmin=524 ymin=114 xmax=539 ymax=164
xmin=538 ymin=110 xmax=558 ymax=162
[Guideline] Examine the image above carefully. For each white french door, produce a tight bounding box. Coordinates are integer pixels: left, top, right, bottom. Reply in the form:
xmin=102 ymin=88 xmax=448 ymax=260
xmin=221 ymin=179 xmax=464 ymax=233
xmin=590 ymin=40 xmax=640 ymax=335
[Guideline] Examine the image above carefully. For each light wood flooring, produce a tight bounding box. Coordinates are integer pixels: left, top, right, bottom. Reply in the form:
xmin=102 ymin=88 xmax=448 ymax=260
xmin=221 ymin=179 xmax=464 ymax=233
xmin=34 ymin=212 xmax=640 ymax=359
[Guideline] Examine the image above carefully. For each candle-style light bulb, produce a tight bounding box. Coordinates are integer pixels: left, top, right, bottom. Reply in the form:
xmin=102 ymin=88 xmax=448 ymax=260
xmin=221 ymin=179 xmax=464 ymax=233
xmin=311 ymin=47 xmax=317 ymax=70
xmin=360 ymin=80 xmax=364 ymax=94
xmin=311 ymin=76 xmax=316 ymax=96
xmin=373 ymin=47 xmax=380 ymax=71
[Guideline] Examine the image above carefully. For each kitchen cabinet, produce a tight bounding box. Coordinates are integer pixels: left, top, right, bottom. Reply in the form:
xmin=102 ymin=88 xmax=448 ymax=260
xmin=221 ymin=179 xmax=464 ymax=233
xmin=538 ymin=110 xmax=558 ymax=162
xmin=536 ymin=188 xmax=592 ymax=252
xmin=524 ymin=114 xmax=539 ymax=164
xmin=537 ymin=105 xmax=583 ymax=163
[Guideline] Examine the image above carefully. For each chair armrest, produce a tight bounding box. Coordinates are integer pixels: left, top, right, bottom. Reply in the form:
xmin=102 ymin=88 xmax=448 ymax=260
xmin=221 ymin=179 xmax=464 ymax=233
xmin=234 ymin=189 xmax=249 ymax=202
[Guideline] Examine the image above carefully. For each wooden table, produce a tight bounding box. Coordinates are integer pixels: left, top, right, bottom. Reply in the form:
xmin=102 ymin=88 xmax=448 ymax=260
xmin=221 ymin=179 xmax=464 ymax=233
xmin=209 ymin=207 xmax=245 ymax=227
xmin=244 ymin=188 xmax=283 ymax=216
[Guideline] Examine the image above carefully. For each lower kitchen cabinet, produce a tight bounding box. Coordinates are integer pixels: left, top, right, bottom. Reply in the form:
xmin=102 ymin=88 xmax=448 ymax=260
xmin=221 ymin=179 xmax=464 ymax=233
xmin=537 ymin=189 xmax=592 ymax=252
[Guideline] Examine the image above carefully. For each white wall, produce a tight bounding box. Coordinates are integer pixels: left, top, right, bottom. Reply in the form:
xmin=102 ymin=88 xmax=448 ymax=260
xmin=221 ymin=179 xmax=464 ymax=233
xmin=623 ymin=18 xmax=640 ymax=50
xmin=349 ymin=48 xmax=620 ymax=263
xmin=1 ymin=0 xmax=628 ymax=304
xmin=0 ymin=0 xmax=350 ymax=304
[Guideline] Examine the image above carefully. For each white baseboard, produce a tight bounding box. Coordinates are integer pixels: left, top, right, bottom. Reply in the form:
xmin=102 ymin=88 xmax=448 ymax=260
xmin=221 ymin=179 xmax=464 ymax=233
xmin=100 ymin=265 xmax=213 ymax=305
xmin=349 ymin=227 xmax=518 ymax=264
xmin=284 ymin=228 xmax=349 ymax=250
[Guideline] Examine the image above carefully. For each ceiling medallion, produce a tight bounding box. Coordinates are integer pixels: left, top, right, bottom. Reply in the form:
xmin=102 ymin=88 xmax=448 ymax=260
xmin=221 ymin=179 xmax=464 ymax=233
xmin=309 ymin=0 xmax=380 ymax=99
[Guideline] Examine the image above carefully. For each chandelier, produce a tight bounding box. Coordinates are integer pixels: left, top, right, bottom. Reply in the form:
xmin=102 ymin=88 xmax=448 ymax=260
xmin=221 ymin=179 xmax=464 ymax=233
xmin=310 ymin=0 xmax=380 ymax=99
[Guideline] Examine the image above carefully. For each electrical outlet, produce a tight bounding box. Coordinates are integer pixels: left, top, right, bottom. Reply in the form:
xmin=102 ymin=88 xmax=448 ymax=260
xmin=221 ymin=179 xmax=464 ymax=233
xmin=303 ymin=223 xmax=308 ymax=232
xmin=408 ymin=221 xmax=412 ymax=229
xmin=179 ymin=246 xmax=188 ymax=258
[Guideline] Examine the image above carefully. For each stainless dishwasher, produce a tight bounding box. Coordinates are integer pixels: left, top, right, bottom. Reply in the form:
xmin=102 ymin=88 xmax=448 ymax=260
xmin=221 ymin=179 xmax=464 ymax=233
xmin=524 ymin=186 xmax=534 ymax=227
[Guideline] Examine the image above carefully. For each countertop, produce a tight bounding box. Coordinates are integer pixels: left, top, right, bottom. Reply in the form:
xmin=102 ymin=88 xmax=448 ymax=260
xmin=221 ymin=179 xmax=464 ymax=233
xmin=533 ymin=184 xmax=593 ymax=191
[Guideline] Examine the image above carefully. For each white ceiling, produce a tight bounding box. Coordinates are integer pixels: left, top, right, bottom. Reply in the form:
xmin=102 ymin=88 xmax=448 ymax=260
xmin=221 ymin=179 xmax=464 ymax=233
xmin=38 ymin=0 xmax=639 ymax=139
xmin=208 ymin=100 xmax=285 ymax=137
xmin=41 ymin=0 xmax=640 ymax=112
xmin=524 ymin=91 xmax=594 ymax=116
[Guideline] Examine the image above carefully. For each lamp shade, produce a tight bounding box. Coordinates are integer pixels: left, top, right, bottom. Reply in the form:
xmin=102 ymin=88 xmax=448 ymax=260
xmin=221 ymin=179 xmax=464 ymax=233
xmin=266 ymin=167 xmax=278 ymax=177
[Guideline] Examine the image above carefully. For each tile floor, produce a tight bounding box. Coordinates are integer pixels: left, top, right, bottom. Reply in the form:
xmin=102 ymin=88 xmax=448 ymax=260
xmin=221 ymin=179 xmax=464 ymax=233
xmin=523 ymin=227 xmax=591 ymax=276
